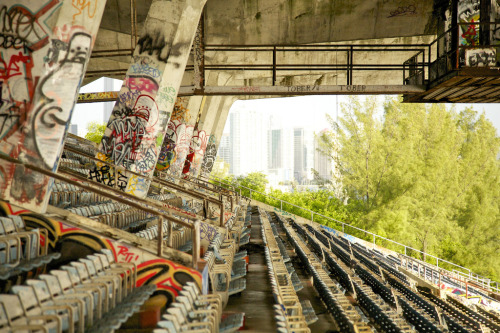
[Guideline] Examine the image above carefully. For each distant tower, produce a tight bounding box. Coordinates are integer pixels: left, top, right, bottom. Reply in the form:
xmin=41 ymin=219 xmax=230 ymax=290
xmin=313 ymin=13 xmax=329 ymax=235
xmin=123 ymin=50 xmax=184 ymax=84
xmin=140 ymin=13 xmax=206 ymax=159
xmin=314 ymin=129 xmax=332 ymax=180
xmin=103 ymin=77 xmax=114 ymax=123
xmin=229 ymin=107 xmax=268 ymax=176
xmin=68 ymin=124 xmax=78 ymax=136
xmin=218 ymin=133 xmax=231 ymax=165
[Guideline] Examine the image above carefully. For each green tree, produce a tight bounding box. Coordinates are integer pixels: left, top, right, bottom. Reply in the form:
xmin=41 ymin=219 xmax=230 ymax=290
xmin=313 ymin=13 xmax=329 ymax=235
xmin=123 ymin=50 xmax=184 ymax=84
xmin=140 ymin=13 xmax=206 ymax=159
xmin=235 ymin=172 xmax=268 ymax=197
xmin=211 ymin=158 xmax=231 ymax=179
xmin=318 ymin=97 xmax=500 ymax=279
xmin=85 ymin=122 xmax=107 ymax=144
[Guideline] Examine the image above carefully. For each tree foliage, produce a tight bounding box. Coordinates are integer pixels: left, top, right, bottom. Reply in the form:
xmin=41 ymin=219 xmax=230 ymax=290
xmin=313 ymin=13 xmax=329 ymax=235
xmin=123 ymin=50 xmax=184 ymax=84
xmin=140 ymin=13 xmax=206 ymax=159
xmin=318 ymin=97 xmax=500 ymax=279
xmin=85 ymin=122 xmax=107 ymax=144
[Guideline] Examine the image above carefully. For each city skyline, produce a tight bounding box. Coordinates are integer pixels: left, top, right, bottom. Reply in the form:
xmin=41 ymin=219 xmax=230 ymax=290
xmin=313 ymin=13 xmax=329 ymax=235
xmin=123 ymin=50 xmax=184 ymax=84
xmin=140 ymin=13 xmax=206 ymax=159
xmin=72 ymin=79 xmax=500 ymax=183
xmin=219 ymin=103 xmax=334 ymax=186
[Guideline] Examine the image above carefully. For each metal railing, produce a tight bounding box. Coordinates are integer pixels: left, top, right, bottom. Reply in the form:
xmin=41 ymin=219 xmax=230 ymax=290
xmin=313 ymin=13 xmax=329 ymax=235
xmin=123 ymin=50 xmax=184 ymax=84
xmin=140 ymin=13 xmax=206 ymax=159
xmin=209 ymin=175 xmax=499 ymax=293
xmin=401 ymin=255 xmax=499 ymax=295
xmin=203 ymin=43 xmax=429 ymax=86
xmin=0 ymin=151 xmax=207 ymax=268
xmin=64 ymin=136 xmax=230 ymax=227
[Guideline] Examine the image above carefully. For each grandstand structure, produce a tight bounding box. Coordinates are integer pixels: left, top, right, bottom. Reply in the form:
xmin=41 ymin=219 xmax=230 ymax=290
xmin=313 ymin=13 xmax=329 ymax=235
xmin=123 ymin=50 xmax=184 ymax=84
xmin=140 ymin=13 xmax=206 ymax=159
xmin=0 ymin=0 xmax=500 ymax=331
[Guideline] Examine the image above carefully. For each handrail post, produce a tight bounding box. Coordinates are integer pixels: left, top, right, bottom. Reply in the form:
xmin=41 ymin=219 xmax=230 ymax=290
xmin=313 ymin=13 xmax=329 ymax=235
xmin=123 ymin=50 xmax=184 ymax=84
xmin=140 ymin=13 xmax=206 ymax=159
xmin=203 ymin=199 xmax=208 ymax=219
xmin=220 ymin=202 xmax=225 ymax=227
xmin=167 ymin=220 xmax=173 ymax=248
xmin=157 ymin=216 xmax=164 ymax=257
xmin=193 ymin=221 xmax=200 ymax=269
xmin=272 ymin=46 xmax=277 ymax=85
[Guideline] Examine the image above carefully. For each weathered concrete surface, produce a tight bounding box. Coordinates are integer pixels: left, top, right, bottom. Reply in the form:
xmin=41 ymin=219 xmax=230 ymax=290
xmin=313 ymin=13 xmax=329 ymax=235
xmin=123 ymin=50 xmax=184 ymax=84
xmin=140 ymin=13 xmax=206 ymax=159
xmin=84 ymin=0 xmax=438 ymax=85
xmin=205 ymin=0 xmax=436 ymax=45
xmin=225 ymin=213 xmax=278 ymax=332
xmin=97 ymin=0 xmax=436 ymax=45
xmin=156 ymin=97 xmax=205 ymax=177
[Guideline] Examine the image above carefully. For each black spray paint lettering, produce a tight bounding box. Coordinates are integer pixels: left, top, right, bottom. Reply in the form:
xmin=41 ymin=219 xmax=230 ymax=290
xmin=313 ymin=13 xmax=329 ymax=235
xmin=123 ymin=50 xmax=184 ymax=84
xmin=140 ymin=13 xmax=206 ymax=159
xmin=341 ymin=85 xmax=366 ymax=92
xmin=287 ymin=85 xmax=320 ymax=92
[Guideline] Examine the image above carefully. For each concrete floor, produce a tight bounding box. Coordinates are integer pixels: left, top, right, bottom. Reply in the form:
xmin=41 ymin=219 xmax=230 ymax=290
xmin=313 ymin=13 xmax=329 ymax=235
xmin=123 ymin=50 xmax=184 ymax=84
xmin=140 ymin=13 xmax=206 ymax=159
xmin=225 ymin=214 xmax=278 ymax=332
xmin=225 ymin=210 xmax=340 ymax=332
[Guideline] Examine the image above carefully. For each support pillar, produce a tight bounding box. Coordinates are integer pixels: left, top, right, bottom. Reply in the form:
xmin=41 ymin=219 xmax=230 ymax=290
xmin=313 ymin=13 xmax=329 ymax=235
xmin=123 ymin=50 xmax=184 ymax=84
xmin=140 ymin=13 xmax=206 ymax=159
xmin=156 ymin=96 xmax=204 ymax=177
xmin=182 ymin=95 xmax=223 ymax=178
xmin=199 ymin=97 xmax=237 ymax=179
xmin=95 ymin=0 xmax=206 ymax=198
xmin=0 ymin=0 xmax=106 ymax=212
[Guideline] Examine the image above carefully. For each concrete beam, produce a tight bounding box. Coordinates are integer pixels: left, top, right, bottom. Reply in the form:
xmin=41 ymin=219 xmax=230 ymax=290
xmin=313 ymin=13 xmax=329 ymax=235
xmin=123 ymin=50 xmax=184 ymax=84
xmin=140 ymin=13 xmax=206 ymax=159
xmin=200 ymin=84 xmax=426 ymax=95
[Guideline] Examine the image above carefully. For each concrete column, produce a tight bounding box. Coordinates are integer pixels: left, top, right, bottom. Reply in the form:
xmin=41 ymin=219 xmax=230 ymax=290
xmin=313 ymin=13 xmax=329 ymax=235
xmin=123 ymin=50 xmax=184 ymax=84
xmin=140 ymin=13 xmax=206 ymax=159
xmin=96 ymin=0 xmax=206 ymax=198
xmin=199 ymin=97 xmax=237 ymax=179
xmin=0 ymin=0 xmax=106 ymax=212
xmin=182 ymin=72 xmax=233 ymax=178
xmin=182 ymin=95 xmax=223 ymax=178
xmin=156 ymin=96 xmax=205 ymax=177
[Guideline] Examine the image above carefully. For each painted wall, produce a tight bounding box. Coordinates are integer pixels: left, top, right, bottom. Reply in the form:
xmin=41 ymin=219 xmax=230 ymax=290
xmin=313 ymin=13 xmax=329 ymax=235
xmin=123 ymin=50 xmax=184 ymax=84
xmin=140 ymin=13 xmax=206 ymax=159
xmin=458 ymin=0 xmax=498 ymax=67
xmin=0 ymin=0 xmax=106 ymax=212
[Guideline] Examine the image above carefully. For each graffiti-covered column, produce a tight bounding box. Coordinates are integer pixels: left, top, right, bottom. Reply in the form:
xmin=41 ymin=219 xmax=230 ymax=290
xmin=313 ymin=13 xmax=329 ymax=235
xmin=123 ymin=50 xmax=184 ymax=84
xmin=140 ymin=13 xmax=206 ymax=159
xmin=156 ymin=96 xmax=204 ymax=177
xmin=96 ymin=0 xmax=207 ymax=198
xmin=0 ymin=0 xmax=106 ymax=212
xmin=199 ymin=97 xmax=237 ymax=179
xmin=182 ymin=95 xmax=223 ymax=178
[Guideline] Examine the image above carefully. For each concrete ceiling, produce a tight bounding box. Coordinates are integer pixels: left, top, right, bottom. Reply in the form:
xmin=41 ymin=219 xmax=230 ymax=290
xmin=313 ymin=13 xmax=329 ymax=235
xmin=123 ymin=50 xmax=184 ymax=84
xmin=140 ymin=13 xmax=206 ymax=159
xmin=84 ymin=0 xmax=439 ymax=86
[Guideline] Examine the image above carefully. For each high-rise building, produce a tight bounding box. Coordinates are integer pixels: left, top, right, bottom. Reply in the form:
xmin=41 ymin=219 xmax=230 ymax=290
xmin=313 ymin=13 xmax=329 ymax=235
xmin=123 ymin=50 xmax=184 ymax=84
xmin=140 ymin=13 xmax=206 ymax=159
xmin=269 ymin=129 xmax=282 ymax=169
xmin=218 ymin=133 xmax=231 ymax=165
xmin=103 ymin=77 xmax=114 ymax=124
xmin=314 ymin=129 xmax=333 ymax=180
xmin=229 ymin=107 xmax=268 ymax=176
xmin=266 ymin=127 xmax=294 ymax=186
xmin=68 ymin=124 xmax=78 ymax=136
xmin=293 ymin=128 xmax=314 ymax=184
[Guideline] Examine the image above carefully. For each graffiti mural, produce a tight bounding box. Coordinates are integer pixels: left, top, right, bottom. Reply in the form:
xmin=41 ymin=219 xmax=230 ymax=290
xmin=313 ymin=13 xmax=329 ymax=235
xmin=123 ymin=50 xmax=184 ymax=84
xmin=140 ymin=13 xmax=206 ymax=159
xmin=491 ymin=0 xmax=500 ymax=65
xmin=0 ymin=200 xmax=203 ymax=306
xmin=156 ymin=98 xmax=195 ymax=174
xmin=94 ymin=31 xmax=179 ymax=197
xmin=33 ymin=32 xmax=91 ymax=168
xmin=200 ymin=135 xmax=217 ymax=177
xmin=465 ymin=48 xmax=496 ymax=66
xmin=182 ymin=128 xmax=208 ymax=177
xmin=458 ymin=0 xmax=480 ymax=46
xmin=0 ymin=0 xmax=105 ymax=212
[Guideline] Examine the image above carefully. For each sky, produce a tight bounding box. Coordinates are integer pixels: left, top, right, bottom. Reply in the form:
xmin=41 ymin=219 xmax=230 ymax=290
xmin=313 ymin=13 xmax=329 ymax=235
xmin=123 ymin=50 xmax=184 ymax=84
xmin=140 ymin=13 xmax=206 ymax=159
xmin=223 ymin=95 xmax=500 ymax=136
xmin=73 ymin=78 xmax=500 ymax=138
